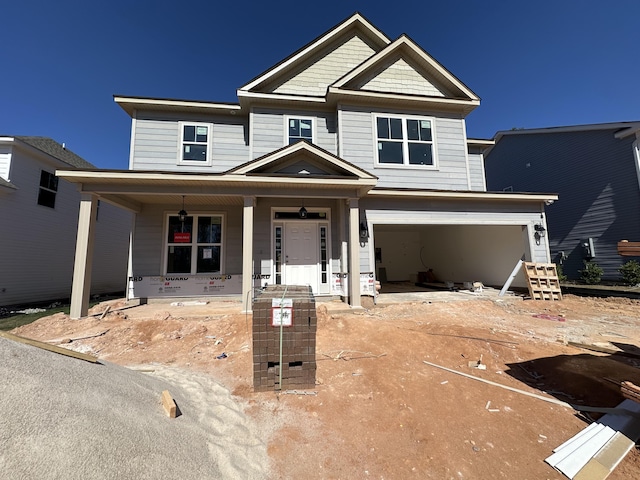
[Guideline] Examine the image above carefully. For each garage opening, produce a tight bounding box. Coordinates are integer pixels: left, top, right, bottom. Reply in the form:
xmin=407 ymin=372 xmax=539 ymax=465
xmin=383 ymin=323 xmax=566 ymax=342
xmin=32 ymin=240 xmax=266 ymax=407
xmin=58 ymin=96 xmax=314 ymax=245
xmin=373 ymin=224 xmax=530 ymax=291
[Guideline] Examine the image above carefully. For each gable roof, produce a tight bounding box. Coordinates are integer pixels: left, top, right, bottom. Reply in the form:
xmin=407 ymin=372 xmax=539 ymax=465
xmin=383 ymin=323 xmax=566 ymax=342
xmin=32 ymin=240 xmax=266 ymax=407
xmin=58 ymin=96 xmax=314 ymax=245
xmin=14 ymin=136 xmax=95 ymax=169
xmin=227 ymin=140 xmax=377 ymax=180
xmin=238 ymin=13 xmax=390 ymax=95
xmin=331 ymin=35 xmax=479 ymax=101
xmin=0 ymin=177 xmax=18 ymax=190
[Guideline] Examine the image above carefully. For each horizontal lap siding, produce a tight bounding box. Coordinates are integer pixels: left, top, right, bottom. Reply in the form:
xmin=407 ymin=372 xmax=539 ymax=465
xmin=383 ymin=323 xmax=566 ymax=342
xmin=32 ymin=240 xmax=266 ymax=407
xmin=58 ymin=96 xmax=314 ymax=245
xmin=132 ymin=204 xmax=243 ymax=276
xmin=272 ymin=34 xmax=376 ymax=96
xmin=0 ymin=148 xmax=11 ymax=180
xmin=340 ymin=108 xmax=469 ymax=189
xmin=486 ymin=130 xmax=640 ymax=280
xmin=252 ymin=108 xmax=336 ymax=159
xmin=467 ymin=153 xmax=486 ymax=191
xmin=132 ymin=113 xmax=249 ymax=172
xmin=92 ymin=204 xmax=132 ymax=294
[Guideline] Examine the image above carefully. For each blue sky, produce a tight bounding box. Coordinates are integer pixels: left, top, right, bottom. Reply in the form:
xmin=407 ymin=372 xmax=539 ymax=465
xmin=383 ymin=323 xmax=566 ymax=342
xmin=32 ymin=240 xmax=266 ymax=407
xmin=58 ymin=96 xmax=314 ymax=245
xmin=1 ymin=0 xmax=638 ymax=169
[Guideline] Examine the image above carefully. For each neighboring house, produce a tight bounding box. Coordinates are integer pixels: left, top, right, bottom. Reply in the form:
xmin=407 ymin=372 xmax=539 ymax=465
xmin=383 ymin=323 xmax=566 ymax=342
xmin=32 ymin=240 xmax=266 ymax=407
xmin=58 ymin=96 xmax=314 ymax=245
xmin=59 ymin=13 xmax=556 ymax=318
xmin=0 ymin=136 xmax=132 ymax=307
xmin=485 ymin=122 xmax=640 ymax=281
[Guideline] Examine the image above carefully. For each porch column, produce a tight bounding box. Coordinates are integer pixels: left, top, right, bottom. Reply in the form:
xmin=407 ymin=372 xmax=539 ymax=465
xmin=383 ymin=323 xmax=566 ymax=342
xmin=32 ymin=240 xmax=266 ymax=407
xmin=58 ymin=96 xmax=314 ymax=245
xmin=241 ymin=196 xmax=255 ymax=313
xmin=348 ymin=198 xmax=362 ymax=308
xmin=70 ymin=193 xmax=98 ymax=319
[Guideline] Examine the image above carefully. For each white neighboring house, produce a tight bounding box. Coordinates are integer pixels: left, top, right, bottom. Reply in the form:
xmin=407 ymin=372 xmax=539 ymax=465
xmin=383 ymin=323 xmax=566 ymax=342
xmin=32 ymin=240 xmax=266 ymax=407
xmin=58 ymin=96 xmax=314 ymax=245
xmin=0 ymin=136 xmax=131 ymax=307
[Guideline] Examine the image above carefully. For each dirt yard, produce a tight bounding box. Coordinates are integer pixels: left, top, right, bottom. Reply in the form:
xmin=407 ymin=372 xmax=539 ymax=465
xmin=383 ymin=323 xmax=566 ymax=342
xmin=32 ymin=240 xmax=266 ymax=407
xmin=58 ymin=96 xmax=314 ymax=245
xmin=12 ymin=292 xmax=640 ymax=479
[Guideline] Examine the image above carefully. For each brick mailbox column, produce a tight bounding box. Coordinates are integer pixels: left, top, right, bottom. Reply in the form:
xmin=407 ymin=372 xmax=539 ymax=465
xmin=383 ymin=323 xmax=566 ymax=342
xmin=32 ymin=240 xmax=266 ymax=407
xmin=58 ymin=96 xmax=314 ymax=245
xmin=252 ymin=285 xmax=317 ymax=392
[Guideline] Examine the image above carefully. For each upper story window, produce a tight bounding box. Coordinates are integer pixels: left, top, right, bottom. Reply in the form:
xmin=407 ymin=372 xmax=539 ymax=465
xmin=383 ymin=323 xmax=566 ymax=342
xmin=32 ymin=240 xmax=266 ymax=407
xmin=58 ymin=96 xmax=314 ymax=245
xmin=37 ymin=170 xmax=58 ymax=208
xmin=180 ymin=123 xmax=211 ymax=164
xmin=375 ymin=115 xmax=436 ymax=167
xmin=287 ymin=117 xmax=313 ymax=144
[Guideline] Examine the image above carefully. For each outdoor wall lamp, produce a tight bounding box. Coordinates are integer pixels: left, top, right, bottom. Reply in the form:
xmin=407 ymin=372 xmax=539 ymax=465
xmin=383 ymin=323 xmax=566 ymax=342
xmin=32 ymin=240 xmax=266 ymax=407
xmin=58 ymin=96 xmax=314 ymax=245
xmin=178 ymin=195 xmax=188 ymax=222
xmin=298 ymin=206 xmax=308 ymax=219
xmin=534 ymin=223 xmax=546 ymax=237
xmin=360 ymin=221 xmax=369 ymax=239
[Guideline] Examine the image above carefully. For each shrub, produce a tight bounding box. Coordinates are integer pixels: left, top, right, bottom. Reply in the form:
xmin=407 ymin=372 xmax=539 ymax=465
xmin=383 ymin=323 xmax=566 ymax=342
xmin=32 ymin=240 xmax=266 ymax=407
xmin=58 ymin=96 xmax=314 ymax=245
xmin=619 ymin=260 xmax=640 ymax=286
xmin=556 ymin=264 xmax=568 ymax=282
xmin=580 ymin=261 xmax=603 ymax=285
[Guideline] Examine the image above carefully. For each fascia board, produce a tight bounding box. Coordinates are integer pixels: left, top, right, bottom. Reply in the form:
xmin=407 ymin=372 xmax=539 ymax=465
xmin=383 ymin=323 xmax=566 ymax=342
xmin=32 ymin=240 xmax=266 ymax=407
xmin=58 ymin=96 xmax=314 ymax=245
xmin=367 ymin=188 xmax=558 ymax=203
xmin=114 ymin=96 xmax=242 ymax=116
xmin=230 ymin=142 xmax=377 ymax=179
xmin=331 ymin=36 xmax=480 ymax=101
xmin=236 ymin=90 xmax=326 ymax=104
xmin=239 ymin=13 xmax=390 ymax=93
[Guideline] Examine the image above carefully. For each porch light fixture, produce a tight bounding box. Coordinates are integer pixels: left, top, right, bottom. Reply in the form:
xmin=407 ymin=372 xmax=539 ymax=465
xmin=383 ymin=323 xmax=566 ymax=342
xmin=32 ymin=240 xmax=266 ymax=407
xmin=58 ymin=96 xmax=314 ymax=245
xmin=298 ymin=206 xmax=308 ymax=219
xmin=178 ymin=195 xmax=188 ymax=222
xmin=359 ymin=221 xmax=369 ymax=239
xmin=534 ymin=223 xmax=546 ymax=237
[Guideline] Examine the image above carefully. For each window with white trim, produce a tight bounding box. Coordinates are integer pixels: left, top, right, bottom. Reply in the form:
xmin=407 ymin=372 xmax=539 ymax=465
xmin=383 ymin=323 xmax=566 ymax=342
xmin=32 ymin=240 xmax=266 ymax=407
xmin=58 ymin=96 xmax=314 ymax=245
xmin=179 ymin=123 xmax=211 ymax=163
xmin=375 ymin=115 xmax=436 ymax=167
xmin=287 ymin=117 xmax=313 ymax=144
xmin=37 ymin=170 xmax=58 ymax=208
xmin=166 ymin=214 xmax=223 ymax=274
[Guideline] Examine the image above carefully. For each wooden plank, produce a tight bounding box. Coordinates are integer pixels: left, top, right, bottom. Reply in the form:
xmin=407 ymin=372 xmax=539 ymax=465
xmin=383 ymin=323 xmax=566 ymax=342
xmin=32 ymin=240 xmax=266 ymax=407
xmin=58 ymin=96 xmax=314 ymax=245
xmin=161 ymin=390 xmax=177 ymax=418
xmin=522 ymin=262 xmax=562 ymax=301
xmin=617 ymin=241 xmax=640 ymax=256
xmin=574 ymin=432 xmax=635 ymax=480
xmin=0 ymin=331 xmax=99 ymax=363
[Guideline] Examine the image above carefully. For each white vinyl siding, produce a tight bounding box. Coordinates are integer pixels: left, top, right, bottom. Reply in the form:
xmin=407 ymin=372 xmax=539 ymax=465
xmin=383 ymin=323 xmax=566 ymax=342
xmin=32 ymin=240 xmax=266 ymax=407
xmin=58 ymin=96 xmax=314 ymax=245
xmin=0 ymin=149 xmax=11 ymax=181
xmin=467 ymin=153 xmax=487 ymax=191
xmin=361 ymin=58 xmax=445 ymax=97
xmin=132 ymin=204 xmax=243 ymax=276
xmin=339 ymin=107 xmax=469 ymax=189
xmin=0 ymin=149 xmax=130 ymax=306
xmin=131 ymin=113 xmax=249 ymax=172
xmin=272 ymin=34 xmax=377 ymax=96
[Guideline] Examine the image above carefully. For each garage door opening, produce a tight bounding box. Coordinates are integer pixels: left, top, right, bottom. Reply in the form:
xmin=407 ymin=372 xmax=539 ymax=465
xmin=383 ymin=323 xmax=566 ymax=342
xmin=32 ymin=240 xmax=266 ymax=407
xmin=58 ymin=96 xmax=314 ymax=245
xmin=373 ymin=224 xmax=530 ymax=292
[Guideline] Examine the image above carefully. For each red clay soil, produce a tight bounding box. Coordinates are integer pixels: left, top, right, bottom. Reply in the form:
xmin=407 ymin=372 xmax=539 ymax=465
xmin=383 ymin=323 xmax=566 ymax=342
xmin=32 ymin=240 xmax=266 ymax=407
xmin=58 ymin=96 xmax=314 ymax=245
xmin=13 ymin=294 xmax=640 ymax=479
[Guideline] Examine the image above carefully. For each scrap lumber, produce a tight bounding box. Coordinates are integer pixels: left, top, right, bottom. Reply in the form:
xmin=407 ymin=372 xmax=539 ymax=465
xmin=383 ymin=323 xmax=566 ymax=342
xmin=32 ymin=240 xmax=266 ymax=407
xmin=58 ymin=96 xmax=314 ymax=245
xmin=161 ymin=390 xmax=177 ymax=418
xmin=0 ymin=331 xmax=99 ymax=363
xmin=621 ymin=381 xmax=640 ymax=404
xmin=546 ymin=399 xmax=640 ymax=479
xmin=522 ymin=262 xmax=563 ymax=301
xmin=567 ymin=341 xmax=640 ymax=359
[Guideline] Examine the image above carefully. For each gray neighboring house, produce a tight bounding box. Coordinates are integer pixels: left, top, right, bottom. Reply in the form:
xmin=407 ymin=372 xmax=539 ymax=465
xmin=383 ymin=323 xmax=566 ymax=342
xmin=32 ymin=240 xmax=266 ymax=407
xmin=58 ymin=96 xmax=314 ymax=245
xmin=485 ymin=122 xmax=640 ymax=281
xmin=0 ymin=136 xmax=132 ymax=307
xmin=58 ymin=13 xmax=557 ymax=318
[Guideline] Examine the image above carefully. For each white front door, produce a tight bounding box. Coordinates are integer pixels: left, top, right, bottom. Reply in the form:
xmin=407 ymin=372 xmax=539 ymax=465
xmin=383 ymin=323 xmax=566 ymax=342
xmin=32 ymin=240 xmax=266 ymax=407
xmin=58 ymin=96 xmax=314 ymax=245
xmin=284 ymin=222 xmax=319 ymax=293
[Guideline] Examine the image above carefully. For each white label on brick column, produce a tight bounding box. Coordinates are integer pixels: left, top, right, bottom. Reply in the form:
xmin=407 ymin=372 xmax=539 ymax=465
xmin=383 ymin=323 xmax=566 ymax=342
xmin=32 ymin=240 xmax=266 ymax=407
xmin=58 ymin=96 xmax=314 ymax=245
xmin=271 ymin=298 xmax=293 ymax=327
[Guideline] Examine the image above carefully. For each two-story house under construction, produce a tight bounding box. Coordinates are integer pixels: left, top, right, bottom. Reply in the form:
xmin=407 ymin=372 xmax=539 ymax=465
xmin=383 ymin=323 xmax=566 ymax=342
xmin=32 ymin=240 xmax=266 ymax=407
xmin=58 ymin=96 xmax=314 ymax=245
xmin=59 ymin=13 xmax=557 ymax=318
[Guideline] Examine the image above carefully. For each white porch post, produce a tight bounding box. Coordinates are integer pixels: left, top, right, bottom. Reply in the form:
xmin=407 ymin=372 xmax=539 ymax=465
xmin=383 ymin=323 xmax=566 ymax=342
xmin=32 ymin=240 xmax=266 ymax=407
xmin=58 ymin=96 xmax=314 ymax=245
xmin=242 ymin=196 xmax=255 ymax=313
xmin=348 ymin=198 xmax=362 ymax=308
xmin=70 ymin=193 xmax=98 ymax=319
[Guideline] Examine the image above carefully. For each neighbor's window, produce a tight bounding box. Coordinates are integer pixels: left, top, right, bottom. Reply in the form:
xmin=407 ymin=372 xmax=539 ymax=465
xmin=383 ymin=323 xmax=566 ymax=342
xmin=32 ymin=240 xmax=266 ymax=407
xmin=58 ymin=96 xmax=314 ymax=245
xmin=180 ymin=123 xmax=210 ymax=163
xmin=37 ymin=170 xmax=58 ymax=208
xmin=288 ymin=118 xmax=313 ymax=144
xmin=166 ymin=214 xmax=223 ymax=274
xmin=375 ymin=115 xmax=435 ymax=167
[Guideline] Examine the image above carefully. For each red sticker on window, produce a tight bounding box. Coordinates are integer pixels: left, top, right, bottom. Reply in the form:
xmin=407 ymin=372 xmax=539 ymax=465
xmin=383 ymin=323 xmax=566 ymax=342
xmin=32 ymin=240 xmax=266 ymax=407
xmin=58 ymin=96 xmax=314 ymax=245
xmin=173 ymin=232 xmax=191 ymax=243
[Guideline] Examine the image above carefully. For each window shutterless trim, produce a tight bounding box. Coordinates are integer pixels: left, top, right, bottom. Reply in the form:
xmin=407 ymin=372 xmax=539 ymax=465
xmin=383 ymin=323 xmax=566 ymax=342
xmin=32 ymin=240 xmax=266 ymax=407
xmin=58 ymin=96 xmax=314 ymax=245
xmin=372 ymin=113 xmax=438 ymax=170
xmin=284 ymin=115 xmax=315 ymax=145
xmin=178 ymin=122 xmax=213 ymax=166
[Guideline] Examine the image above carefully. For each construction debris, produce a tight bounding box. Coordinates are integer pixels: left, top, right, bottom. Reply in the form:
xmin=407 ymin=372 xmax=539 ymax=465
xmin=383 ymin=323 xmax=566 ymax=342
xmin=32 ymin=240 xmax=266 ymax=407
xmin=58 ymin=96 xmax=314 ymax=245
xmin=0 ymin=331 xmax=99 ymax=363
xmin=161 ymin=390 xmax=177 ymax=418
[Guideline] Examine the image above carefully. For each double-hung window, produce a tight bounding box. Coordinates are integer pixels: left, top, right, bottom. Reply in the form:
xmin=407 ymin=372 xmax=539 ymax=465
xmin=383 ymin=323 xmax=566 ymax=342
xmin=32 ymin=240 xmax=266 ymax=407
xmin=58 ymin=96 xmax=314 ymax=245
xmin=166 ymin=214 xmax=223 ymax=274
xmin=375 ymin=115 xmax=436 ymax=167
xmin=37 ymin=170 xmax=58 ymax=208
xmin=287 ymin=117 xmax=313 ymax=144
xmin=180 ymin=123 xmax=211 ymax=164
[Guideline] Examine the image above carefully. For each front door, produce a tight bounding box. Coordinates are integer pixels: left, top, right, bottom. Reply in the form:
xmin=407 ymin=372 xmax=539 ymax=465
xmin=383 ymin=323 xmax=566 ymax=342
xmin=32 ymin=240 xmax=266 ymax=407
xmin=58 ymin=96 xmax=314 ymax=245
xmin=284 ymin=222 xmax=319 ymax=293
